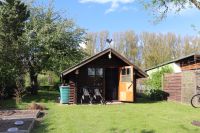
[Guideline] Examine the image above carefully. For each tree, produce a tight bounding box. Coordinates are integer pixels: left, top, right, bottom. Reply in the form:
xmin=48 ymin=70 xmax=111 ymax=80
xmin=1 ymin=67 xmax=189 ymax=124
xmin=99 ymin=31 xmax=109 ymax=52
xmin=140 ymin=32 xmax=172 ymax=68
xmin=85 ymin=32 xmax=98 ymax=56
xmin=112 ymin=32 xmax=124 ymax=53
xmin=22 ymin=4 xmax=85 ymax=94
xmin=144 ymin=0 xmax=200 ymax=22
xmin=182 ymin=35 xmax=200 ymax=55
xmin=124 ymin=31 xmax=138 ymax=63
xmin=0 ymin=0 xmax=30 ymax=97
xmin=110 ymin=31 xmax=142 ymax=67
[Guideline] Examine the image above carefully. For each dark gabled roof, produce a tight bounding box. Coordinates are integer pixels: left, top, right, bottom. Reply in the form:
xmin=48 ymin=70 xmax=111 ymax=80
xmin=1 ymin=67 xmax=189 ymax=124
xmin=145 ymin=53 xmax=199 ymax=72
xmin=61 ymin=48 xmax=147 ymax=77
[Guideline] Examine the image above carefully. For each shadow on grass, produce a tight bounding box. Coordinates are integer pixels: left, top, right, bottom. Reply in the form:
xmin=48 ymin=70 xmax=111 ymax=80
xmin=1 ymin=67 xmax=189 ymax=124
xmin=0 ymin=90 xmax=59 ymax=109
xmin=23 ymin=90 xmax=59 ymax=103
xmin=141 ymin=129 xmax=155 ymax=133
xmin=0 ymin=98 xmax=17 ymax=109
xmin=110 ymin=128 xmax=155 ymax=133
xmin=31 ymin=112 xmax=52 ymax=133
xmin=32 ymin=120 xmax=52 ymax=133
xmin=135 ymin=98 xmax=163 ymax=104
xmin=180 ymin=124 xmax=200 ymax=132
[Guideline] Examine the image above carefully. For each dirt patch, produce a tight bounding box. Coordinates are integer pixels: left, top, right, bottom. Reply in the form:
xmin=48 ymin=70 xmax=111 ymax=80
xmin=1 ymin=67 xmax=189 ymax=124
xmin=191 ymin=120 xmax=200 ymax=127
xmin=0 ymin=118 xmax=34 ymax=133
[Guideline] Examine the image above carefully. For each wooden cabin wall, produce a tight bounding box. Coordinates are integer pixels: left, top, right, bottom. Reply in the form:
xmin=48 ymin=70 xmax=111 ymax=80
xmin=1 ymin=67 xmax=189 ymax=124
xmin=180 ymin=56 xmax=200 ymax=71
xmin=85 ymin=54 xmax=128 ymax=68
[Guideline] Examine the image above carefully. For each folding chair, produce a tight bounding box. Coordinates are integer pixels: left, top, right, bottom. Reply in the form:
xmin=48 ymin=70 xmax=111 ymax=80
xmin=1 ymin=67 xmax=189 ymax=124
xmin=93 ymin=88 xmax=105 ymax=104
xmin=81 ymin=87 xmax=92 ymax=104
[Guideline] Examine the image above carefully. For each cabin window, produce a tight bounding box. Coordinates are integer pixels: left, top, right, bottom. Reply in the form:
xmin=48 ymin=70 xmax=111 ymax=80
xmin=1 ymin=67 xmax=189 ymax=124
xmin=88 ymin=68 xmax=103 ymax=77
xmin=121 ymin=68 xmax=131 ymax=82
xmin=88 ymin=68 xmax=95 ymax=76
xmin=122 ymin=68 xmax=130 ymax=75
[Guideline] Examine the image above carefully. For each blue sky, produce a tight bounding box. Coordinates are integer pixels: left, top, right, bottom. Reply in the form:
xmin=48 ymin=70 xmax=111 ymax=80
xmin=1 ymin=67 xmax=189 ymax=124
xmin=40 ymin=0 xmax=200 ymax=36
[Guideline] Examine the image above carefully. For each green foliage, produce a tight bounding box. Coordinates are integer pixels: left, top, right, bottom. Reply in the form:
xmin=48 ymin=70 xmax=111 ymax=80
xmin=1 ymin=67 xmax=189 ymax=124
xmin=21 ymin=2 xmax=86 ymax=94
xmin=145 ymin=66 xmax=173 ymax=90
xmin=147 ymin=89 xmax=169 ymax=101
xmin=0 ymin=0 xmax=86 ymax=96
xmin=23 ymin=4 xmax=85 ymax=75
xmin=144 ymin=66 xmax=173 ymax=101
xmin=25 ymin=71 xmax=59 ymax=87
xmin=38 ymin=71 xmax=59 ymax=86
xmin=0 ymin=0 xmax=30 ymax=97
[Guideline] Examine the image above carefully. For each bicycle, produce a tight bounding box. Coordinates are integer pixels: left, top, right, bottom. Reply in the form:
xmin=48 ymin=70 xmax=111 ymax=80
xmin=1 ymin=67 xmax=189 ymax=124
xmin=191 ymin=86 xmax=200 ymax=108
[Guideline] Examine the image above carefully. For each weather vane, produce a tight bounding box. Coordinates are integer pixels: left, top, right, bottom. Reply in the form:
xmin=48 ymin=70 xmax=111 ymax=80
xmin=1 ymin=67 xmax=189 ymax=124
xmin=106 ymin=38 xmax=112 ymax=48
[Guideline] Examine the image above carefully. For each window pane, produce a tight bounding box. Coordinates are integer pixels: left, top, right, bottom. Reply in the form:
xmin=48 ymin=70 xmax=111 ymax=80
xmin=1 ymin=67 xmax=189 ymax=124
xmin=127 ymin=68 xmax=130 ymax=75
xmin=88 ymin=68 xmax=95 ymax=76
xmin=122 ymin=68 xmax=126 ymax=75
xmin=96 ymin=68 xmax=103 ymax=77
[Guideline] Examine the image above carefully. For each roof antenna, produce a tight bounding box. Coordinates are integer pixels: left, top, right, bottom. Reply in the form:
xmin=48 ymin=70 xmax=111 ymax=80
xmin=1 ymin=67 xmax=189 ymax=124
xmin=106 ymin=38 xmax=112 ymax=59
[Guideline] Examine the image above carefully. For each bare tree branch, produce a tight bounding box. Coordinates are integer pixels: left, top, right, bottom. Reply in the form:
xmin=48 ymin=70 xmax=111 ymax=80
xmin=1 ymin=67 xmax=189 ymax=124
xmin=190 ymin=0 xmax=200 ymax=10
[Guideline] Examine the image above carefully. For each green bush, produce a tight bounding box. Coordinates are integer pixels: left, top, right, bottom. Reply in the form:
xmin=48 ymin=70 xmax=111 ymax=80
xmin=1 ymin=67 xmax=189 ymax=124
xmin=145 ymin=89 xmax=169 ymax=101
xmin=145 ymin=66 xmax=173 ymax=90
xmin=144 ymin=66 xmax=173 ymax=101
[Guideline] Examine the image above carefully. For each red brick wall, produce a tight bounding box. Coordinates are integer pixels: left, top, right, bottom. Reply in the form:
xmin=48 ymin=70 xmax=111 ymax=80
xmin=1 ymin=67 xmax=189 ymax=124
xmin=163 ymin=73 xmax=182 ymax=102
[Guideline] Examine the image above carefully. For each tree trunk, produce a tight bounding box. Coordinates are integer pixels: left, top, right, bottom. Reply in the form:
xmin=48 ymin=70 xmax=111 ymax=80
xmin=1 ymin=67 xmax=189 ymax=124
xmin=30 ymin=69 xmax=38 ymax=95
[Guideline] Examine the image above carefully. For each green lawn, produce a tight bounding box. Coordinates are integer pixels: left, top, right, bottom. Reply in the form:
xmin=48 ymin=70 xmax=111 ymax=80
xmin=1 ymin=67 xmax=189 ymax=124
xmin=1 ymin=90 xmax=200 ymax=133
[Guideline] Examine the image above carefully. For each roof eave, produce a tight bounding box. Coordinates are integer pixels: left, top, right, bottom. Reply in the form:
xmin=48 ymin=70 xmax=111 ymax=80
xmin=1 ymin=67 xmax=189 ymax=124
xmin=145 ymin=54 xmax=197 ymax=72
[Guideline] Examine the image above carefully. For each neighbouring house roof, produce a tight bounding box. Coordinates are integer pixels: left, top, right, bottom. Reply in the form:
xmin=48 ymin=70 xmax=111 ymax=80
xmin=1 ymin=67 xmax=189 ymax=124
xmin=61 ymin=48 xmax=147 ymax=78
xmin=145 ymin=53 xmax=200 ymax=72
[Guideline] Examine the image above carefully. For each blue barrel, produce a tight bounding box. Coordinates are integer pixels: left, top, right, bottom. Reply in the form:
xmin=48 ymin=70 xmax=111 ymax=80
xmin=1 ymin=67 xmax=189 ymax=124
xmin=59 ymin=86 xmax=70 ymax=104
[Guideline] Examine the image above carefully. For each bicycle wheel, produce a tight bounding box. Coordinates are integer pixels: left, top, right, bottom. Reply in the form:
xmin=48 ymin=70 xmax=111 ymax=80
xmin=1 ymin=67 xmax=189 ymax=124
xmin=191 ymin=94 xmax=200 ymax=108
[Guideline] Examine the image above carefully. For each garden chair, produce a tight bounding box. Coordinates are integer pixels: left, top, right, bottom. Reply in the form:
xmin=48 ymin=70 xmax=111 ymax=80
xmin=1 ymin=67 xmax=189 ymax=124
xmin=93 ymin=88 xmax=105 ymax=104
xmin=81 ymin=87 xmax=92 ymax=104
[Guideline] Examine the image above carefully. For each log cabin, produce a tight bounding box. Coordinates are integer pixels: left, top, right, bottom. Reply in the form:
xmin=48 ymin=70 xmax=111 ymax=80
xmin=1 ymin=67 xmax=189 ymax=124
xmin=61 ymin=48 xmax=147 ymax=104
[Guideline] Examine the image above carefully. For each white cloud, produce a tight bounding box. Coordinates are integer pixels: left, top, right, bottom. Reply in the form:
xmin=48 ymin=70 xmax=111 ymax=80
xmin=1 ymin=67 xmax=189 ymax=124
xmin=105 ymin=1 xmax=119 ymax=14
xmin=79 ymin=0 xmax=135 ymax=14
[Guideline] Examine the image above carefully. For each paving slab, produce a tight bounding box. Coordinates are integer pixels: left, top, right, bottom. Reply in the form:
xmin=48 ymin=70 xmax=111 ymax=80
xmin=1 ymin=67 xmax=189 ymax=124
xmin=0 ymin=118 xmax=35 ymax=133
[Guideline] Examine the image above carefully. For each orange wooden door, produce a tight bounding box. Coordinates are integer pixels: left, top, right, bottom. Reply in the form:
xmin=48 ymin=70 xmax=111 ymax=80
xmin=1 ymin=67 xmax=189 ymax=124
xmin=118 ymin=66 xmax=134 ymax=102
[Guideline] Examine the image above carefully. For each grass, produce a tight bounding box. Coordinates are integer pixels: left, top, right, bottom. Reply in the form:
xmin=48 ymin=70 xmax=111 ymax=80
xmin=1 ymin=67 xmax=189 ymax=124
xmin=1 ymin=90 xmax=200 ymax=133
